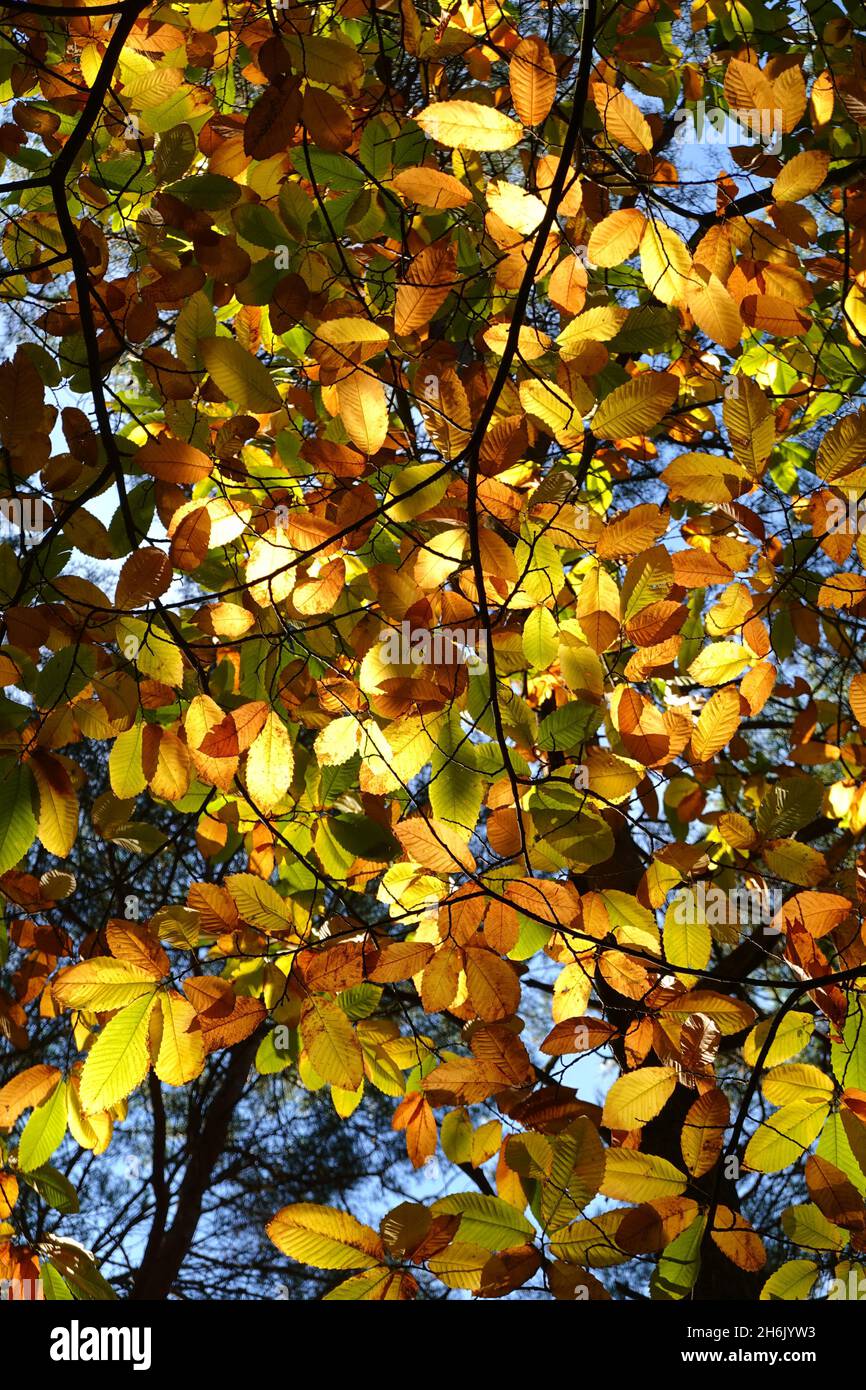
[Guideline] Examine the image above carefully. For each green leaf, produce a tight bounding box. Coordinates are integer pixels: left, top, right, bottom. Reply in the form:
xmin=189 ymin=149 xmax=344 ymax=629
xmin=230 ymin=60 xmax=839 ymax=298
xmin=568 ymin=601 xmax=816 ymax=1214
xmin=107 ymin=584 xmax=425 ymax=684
xmin=756 ymin=777 xmax=823 ymax=837
xmin=760 ymin=1259 xmax=819 ymax=1301
xmin=18 ymin=1078 xmax=67 ymax=1172
xmin=152 ymin=124 xmax=197 ymax=185
xmin=429 ymin=711 xmax=483 ymax=834
xmin=289 ymin=146 xmax=366 ymax=192
xmin=39 ymin=1262 xmax=74 ymax=1301
xmin=109 ymin=720 xmax=146 ymax=799
xmin=537 ymin=701 xmax=604 ymax=752
xmin=79 ymin=994 xmax=157 ymax=1113
xmin=541 ymin=1117 xmax=605 ymax=1228
xmin=549 ymin=1209 xmax=630 ymax=1267
xmin=255 ymin=1031 xmax=292 ymax=1075
xmin=45 ymin=1241 xmax=117 ymax=1300
xmin=817 ymin=1110 xmax=866 ymax=1195
xmin=200 ymin=337 xmax=282 ymax=413
xmin=528 ymin=779 xmax=614 ymax=869
xmin=21 ymin=1163 xmax=79 ymax=1214
xmin=164 ymin=173 xmax=241 ymax=209
xmin=522 ymin=608 xmax=559 ymax=670
xmin=832 ymin=996 xmax=866 ymax=1091
xmin=431 ymin=1192 xmax=535 ymax=1250
xmin=35 ymin=646 xmax=95 ymax=709
xmin=232 ymin=201 xmax=288 ymax=250
xmin=744 ymin=1100 xmax=829 ymax=1173
xmin=651 ymin=1214 xmax=706 ymax=1300
xmin=116 ymin=617 xmax=183 ymax=688
xmin=104 ymin=821 xmax=169 ymax=855
xmin=441 ymin=1109 xmax=474 ymax=1165
xmin=0 ymin=757 xmax=36 ymax=874
xmin=781 ymin=1202 xmax=847 ymax=1252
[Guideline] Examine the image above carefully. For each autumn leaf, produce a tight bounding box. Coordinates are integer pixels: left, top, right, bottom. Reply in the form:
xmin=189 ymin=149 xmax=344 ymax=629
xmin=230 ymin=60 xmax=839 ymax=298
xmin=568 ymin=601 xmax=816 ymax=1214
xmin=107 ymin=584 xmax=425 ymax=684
xmin=415 ymin=100 xmax=522 ymax=151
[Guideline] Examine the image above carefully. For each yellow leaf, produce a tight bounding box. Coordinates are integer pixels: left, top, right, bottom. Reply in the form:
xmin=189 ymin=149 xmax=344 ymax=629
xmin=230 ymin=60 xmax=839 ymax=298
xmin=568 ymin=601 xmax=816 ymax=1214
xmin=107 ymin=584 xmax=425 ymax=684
xmin=281 ymin=33 xmax=364 ymax=88
xmin=315 ymin=317 xmax=390 ymax=365
xmin=510 ymin=35 xmax=556 ymax=126
xmin=663 ymin=906 xmax=712 ymax=978
xmin=79 ymin=993 xmax=158 ymax=1114
xmin=723 ymin=57 xmax=777 ymax=117
xmin=246 ymin=710 xmax=293 ymax=812
xmin=815 ymin=408 xmax=866 ymax=482
xmin=484 ymin=323 xmax=551 ymax=360
xmin=600 ymin=1148 xmax=688 ymax=1201
xmin=686 ymin=271 xmax=744 ymax=349
xmin=659 ymin=991 xmax=755 ymax=1035
xmin=153 ymin=992 xmax=206 ymax=1087
xmin=519 ymin=377 xmax=588 ymax=445
xmin=712 ymin=1207 xmax=767 ymax=1270
xmin=416 ymin=100 xmax=522 ymax=151
xmin=602 ymin=1067 xmax=677 ymax=1130
xmin=744 ymin=1011 xmax=814 ymax=1068
xmin=587 ymin=209 xmax=646 ymax=268
xmin=773 ymin=150 xmax=830 ymax=203
xmin=245 ymin=528 xmax=296 ymax=607
xmin=335 ymin=369 xmax=388 ymax=454
xmin=116 ymin=617 xmax=184 ymax=688
xmin=744 ymin=1100 xmax=829 ymax=1173
xmin=557 ymin=303 xmax=629 ymax=354
xmin=0 ymin=1064 xmax=62 ymax=1128
xmin=267 ymin=1202 xmax=384 ymax=1269
xmin=640 ymin=221 xmax=693 ymax=306
xmin=681 ymin=1088 xmax=729 ymax=1178
xmin=315 ymin=715 xmax=364 ymax=766
xmin=109 ymin=720 xmax=146 ymax=798
xmin=723 ymin=375 xmax=774 ymax=474
xmin=385 ymin=462 xmax=449 ymax=521
xmin=763 ymin=1064 xmax=833 ymax=1107
xmin=763 ymin=839 xmax=827 ymax=887
xmin=417 ymin=368 xmax=470 ymax=459
xmin=302 ymin=997 xmax=364 ymax=1090
xmin=661 ymin=451 xmax=749 ymax=504
xmin=593 ymin=85 xmax=652 ymax=153
xmin=577 ymin=563 xmax=620 ymax=653
xmin=0 ymin=1171 xmax=18 ymax=1217
xmin=31 ymin=753 xmax=78 ymax=857
xmin=592 ymin=372 xmax=678 ymax=440
xmin=225 ymin=872 xmax=292 ymax=934
xmin=773 ymin=65 xmax=807 ymax=133
xmin=760 ymin=1258 xmax=818 ymax=1300
xmin=688 ymin=642 xmax=752 ymax=686
xmin=550 ymin=1209 xmax=631 ymax=1267
xmin=487 ymin=181 xmax=546 ymax=235
xmin=54 ymin=958 xmax=162 ymax=1011
xmin=810 ymin=70 xmax=835 ymax=127
xmin=691 ymin=685 xmax=743 ymax=762
xmin=390 ymin=166 xmax=472 ymax=209
xmin=395 ymin=241 xmax=456 ymax=335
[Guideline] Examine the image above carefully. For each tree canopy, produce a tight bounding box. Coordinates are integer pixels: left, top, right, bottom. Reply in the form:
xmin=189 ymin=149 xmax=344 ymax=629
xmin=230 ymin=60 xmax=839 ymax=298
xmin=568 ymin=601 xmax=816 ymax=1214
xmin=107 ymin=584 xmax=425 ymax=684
xmin=1 ymin=0 xmax=866 ymax=1303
